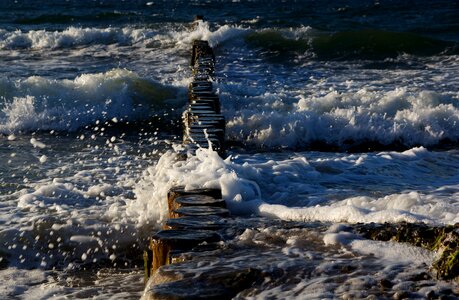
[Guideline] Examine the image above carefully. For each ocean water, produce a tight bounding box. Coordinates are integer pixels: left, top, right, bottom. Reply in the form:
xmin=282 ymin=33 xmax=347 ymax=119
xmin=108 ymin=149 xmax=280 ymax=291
xmin=1 ymin=0 xmax=458 ymax=298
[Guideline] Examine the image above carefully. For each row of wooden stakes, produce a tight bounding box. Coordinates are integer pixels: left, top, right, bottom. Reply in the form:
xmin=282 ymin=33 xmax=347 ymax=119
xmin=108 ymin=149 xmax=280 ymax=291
xmin=142 ymin=41 xmax=230 ymax=297
xmin=143 ymin=187 xmax=231 ymax=293
xmin=183 ymin=40 xmax=225 ymax=155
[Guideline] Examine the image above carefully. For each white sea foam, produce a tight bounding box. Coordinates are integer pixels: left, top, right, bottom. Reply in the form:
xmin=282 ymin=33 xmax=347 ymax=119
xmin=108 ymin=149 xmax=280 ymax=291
xmin=130 ymin=147 xmax=459 ymax=226
xmin=30 ymin=138 xmax=46 ymax=149
xmin=0 ymin=139 xmax=149 ymax=284
xmin=324 ymin=223 xmax=436 ymax=264
xmin=11 ymin=143 xmax=455 ymax=250
xmin=39 ymin=155 xmax=47 ymax=163
xmin=351 ymin=239 xmax=435 ymax=264
xmin=0 ymin=27 xmax=154 ymax=49
xmin=223 ymin=87 xmax=459 ymax=148
xmin=0 ymin=267 xmax=142 ymax=299
xmin=153 ymin=21 xmax=249 ymax=50
xmin=0 ymin=268 xmax=63 ymax=299
xmin=0 ymin=69 xmax=175 ymax=133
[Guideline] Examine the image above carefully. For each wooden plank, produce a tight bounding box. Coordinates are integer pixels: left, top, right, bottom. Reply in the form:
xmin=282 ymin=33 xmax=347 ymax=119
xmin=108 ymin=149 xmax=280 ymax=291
xmin=167 ymin=186 xmax=222 ymax=217
xmin=172 ymin=206 xmax=230 ymax=218
xmin=175 ymin=195 xmax=226 ymax=207
xmin=165 ymin=215 xmax=228 ymax=230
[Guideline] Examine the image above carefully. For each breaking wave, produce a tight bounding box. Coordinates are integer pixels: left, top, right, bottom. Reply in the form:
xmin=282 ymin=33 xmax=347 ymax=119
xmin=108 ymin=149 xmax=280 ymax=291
xmin=0 ymin=27 xmax=154 ymax=49
xmin=133 ymin=147 xmax=459 ymax=226
xmin=0 ymin=69 xmax=176 ymax=134
xmin=223 ymin=88 xmax=459 ymax=150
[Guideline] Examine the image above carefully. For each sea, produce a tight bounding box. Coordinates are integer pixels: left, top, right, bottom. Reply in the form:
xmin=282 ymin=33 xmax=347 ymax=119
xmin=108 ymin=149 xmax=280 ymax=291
xmin=0 ymin=0 xmax=458 ymax=299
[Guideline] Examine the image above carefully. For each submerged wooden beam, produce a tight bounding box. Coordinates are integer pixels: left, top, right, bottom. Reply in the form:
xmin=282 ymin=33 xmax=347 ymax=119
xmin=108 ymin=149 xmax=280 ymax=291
xmin=175 ymin=195 xmax=226 ymax=208
xmin=173 ymin=206 xmax=230 ymax=218
xmin=165 ymin=215 xmax=228 ymax=230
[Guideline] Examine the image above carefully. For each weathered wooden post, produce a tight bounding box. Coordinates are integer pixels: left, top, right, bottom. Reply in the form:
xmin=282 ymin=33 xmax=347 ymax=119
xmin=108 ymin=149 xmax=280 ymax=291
xmin=149 ymin=238 xmax=171 ymax=275
xmin=183 ymin=39 xmax=225 ymax=156
xmin=146 ymin=185 xmax=228 ymax=282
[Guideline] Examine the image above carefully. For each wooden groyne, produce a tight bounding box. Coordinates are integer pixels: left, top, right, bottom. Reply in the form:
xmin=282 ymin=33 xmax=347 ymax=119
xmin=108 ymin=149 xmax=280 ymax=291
xmin=146 ymin=186 xmax=228 ymax=270
xmin=183 ymin=40 xmax=225 ymax=155
xmin=142 ymin=40 xmax=235 ymax=298
xmin=143 ymin=185 xmax=240 ymax=299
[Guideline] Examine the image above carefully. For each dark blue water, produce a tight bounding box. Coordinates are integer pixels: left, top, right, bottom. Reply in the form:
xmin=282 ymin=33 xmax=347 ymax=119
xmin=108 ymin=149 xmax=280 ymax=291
xmin=1 ymin=0 xmax=458 ymax=39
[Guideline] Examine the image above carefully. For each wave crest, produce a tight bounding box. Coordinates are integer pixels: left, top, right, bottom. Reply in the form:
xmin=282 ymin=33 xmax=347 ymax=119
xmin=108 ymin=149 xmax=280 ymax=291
xmin=0 ymin=69 xmax=175 ymax=134
xmin=0 ymin=27 xmax=154 ymax=49
xmin=225 ymin=88 xmax=459 ymax=150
